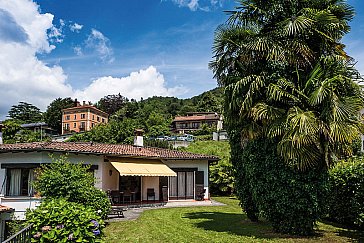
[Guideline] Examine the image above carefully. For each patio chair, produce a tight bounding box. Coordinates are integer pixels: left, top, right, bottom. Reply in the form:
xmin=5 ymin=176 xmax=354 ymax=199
xmin=108 ymin=197 xmax=125 ymax=218
xmin=196 ymin=188 xmax=205 ymax=201
xmin=147 ymin=188 xmax=155 ymax=202
xmin=110 ymin=190 xmax=121 ymax=204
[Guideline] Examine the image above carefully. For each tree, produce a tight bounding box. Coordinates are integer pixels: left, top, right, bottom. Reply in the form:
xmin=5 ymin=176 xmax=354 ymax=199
xmin=96 ymin=94 xmax=128 ymax=115
xmin=2 ymin=120 xmax=21 ymax=143
xmin=210 ymin=0 xmax=362 ymax=170
xmin=43 ymin=97 xmax=74 ymax=134
xmin=8 ymin=102 xmax=42 ymax=123
xmin=197 ymin=92 xmax=221 ymax=113
xmin=210 ymin=0 xmax=361 ymax=235
xmin=34 ymin=155 xmax=110 ymax=219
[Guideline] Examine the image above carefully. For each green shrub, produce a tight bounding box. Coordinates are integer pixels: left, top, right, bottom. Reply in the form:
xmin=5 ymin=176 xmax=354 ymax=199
xmin=80 ymin=188 xmax=111 ymax=219
xmin=328 ymin=157 xmax=364 ymax=229
xmin=235 ymin=139 xmax=328 ymax=235
xmin=26 ymin=198 xmax=103 ymax=242
xmin=34 ymin=155 xmax=111 ymax=219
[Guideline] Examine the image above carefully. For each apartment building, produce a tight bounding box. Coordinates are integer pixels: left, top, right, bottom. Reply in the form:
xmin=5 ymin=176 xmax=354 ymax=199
xmin=61 ymin=101 xmax=109 ymax=135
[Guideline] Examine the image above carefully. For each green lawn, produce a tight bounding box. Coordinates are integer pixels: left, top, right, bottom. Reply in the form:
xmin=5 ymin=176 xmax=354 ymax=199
xmin=103 ymin=197 xmax=364 ymax=242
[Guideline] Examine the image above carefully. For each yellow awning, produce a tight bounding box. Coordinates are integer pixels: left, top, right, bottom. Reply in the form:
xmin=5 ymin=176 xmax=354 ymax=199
xmin=111 ymin=161 xmax=177 ymax=177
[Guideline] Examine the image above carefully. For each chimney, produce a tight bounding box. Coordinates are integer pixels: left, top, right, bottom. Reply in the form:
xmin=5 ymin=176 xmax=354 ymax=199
xmin=83 ymin=101 xmax=86 ymax=106
xmin=134 ymin=129 xmax=144 ymax=147
xmin=0 ymin=123 xmax=3 ymax=145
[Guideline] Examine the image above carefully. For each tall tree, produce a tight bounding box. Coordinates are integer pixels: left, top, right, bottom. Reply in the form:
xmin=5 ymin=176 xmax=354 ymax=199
xmin=8 ymin=102 xmax=42 ymax=123
xmin=96 ymin=94 xmax=128 ymax=115
xmin=43 ymin=98 xmax=74 ymax=134
xmin=210 ymin=0 xmax=362 ymax=170
xmin=210 ymin=0 xmax=363 ymax=235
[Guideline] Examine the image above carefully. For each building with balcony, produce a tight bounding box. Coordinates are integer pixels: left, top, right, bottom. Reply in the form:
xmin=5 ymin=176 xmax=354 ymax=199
xmin=61 ymin=101 xmax=109 ymax=135
xmin=171 ymin=112 xmax=223 ymax=134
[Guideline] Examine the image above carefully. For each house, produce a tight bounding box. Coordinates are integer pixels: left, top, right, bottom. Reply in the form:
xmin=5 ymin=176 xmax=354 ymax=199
xmin=21 ymin=122 xmax=58 ymax=136
xmin=62 ymin=100 xmax=109 ymax=135
xmin=171 ymin=112 xmax=223 ymax=134
xmin=0 ymin=131 xmax=218 ymax=220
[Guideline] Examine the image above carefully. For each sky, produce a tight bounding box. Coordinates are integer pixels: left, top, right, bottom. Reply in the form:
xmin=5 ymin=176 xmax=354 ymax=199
xmin=0 ymin=0 xmax=363 ymax=119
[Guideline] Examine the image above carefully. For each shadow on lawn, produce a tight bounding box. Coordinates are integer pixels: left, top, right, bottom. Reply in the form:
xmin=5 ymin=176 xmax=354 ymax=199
xmin=319 ymin=220 xmax=364 ymax=242
xmin=183 ymin=212 xmax=326 ymax=240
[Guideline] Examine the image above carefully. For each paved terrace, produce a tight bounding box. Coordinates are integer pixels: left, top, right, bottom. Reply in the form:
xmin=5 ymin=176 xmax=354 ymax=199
xmin=106 ymin=199 xmax=226 ymax=222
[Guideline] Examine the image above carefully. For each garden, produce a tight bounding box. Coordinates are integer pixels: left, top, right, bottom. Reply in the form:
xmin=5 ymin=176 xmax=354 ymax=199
xmin=103 ymin=197 xmax=364 ymax=242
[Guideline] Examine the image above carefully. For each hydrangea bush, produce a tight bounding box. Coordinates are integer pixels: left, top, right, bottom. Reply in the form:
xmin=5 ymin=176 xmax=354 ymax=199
xmin=26 ymin=198 xmax=104 ymax=242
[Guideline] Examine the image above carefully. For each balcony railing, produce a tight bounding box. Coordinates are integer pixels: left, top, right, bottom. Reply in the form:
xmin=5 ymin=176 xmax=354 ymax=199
xmin=3 ymin=224 xmax=33 ymax=243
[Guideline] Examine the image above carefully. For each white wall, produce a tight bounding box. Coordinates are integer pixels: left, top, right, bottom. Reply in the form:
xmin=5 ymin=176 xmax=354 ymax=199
xmin=0 ymin=151 xmax=104 ymax=218
xmin=164 ymin=159 xmax=209 ymax=200
xmin=142 ymin=177 xmax=159 ymax=201
xmin=101 ymin=162 xmax=119 ymax=191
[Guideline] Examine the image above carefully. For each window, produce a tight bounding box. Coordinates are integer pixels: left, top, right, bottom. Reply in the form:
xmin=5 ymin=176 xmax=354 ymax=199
xmin=65 ymin=115 xmax=70 ymax=120
xmin=97 ymin=116 xmax=100 ymax=122
xmin=80 ymin=122 xmax=86 ymax=129
xmin=74 ymin=114 xmax=77 ymax=120
xmin=64 ymin=124 xmax=70 ymax=131
xmin=81 ymin=114 xmax=86 ymax=119
xmin=73 ymin=123 xmax=76 ymax=128
xmin=7 ymin=168 xmax=35 ymax=196
xmin=92 ymin=115 xmax=95 ymax=120
xmin=102 ymin=118 xmax=105 ymax=123
xmin=192 ymin=122 xmax=200 ymax=129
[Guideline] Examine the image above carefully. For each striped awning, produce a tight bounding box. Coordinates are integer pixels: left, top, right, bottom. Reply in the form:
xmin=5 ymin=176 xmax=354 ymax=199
xmin=111 ymin=161 xmax=177 ymax=177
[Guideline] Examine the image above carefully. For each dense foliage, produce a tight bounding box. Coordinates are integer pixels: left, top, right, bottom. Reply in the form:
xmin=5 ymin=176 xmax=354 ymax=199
xmin=236 ymin=139 xmax=328 ymax=235
xmin=210 ymin=0 xmax=362 ymax=235
xmin=95 ymin=94 xmax=128 ymax=115
xmin=182 ymin=141 xmax=234 ymax=195
xmin=68 ymin=88 xmax=223 ymax=143
xmin=26 ymin=198 xmax=103 ymax=242
xmin=43 ymin=97 xmax=74 ymax=134
xmin=8 ymin=102 xmax=42 ymax=123
xmin=2 ymin=120 xmax=50 ymax=144
xmin=34 ymin=155 xmax=111 ymax=219
xmin=328 ymin=157 xmax=364 ymax=229
xmin=211 ymin=0 xmax=363 ymax=170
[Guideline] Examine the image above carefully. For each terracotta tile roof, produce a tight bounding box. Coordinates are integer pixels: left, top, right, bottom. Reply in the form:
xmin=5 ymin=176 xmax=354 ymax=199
xmin=62 ymin=105 xmax=109 ymax=116
xmin=0 ymin=142 xmax=219 ymax=161
xmin=0 ymin=205 xmax=13 ymax=212
xmin=173 ymin=114 xmax=220 ymax=122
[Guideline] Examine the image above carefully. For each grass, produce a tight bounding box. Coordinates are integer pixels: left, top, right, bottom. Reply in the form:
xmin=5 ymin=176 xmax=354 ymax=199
xmin=103 ymin=197 xmax=364 ymax=242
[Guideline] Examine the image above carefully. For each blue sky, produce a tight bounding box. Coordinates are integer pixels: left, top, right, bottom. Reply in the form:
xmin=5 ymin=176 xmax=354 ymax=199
xmin=35 ymin=0 xmax=235 ymax=97
xmin=0 ymin=0 xmax=363 ymax=118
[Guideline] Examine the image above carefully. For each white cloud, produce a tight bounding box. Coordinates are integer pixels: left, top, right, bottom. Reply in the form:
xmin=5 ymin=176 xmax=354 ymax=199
xmin=85 ymin=28 xmax=114 ymax=63
xmin=170 ymin=0 xmax=225 ymax=11
xmin=69 ymin=22 xmax=83 ymax=33
xmin=48 ymin=19 xmax=65 ymax=43
xmin=0 ymin=0 xmax=73 ymax=118
xmin=74 ymin=66 xmax=187 ymax=102
xmin=0 ymin=0 xmax=185 ymax=119
xmin=73 ymin=46 xmax=82 ymax=56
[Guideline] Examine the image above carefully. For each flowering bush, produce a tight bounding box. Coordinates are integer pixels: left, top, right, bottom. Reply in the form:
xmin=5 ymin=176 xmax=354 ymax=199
xmin=26 ymin=198 xmax=104 ymax=242
xmin=34 ymin=155 xmax=111 ymax=219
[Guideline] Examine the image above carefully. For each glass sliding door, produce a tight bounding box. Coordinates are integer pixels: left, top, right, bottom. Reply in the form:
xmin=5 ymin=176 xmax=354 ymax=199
xmin=169 ymin=170 xmax=195 ymax=200
xmin=186 ymin=172 xmax=194 ymax=199
xmin=177 ymin=172 xmax=186 ymax=198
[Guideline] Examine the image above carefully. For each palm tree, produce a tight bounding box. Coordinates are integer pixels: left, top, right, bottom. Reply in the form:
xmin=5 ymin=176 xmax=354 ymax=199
xmin=210 ymin=0 xmax=363 ymax=170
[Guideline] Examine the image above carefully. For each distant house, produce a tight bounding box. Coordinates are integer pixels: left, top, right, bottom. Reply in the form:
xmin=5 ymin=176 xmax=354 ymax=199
xmin=62 ymin=100 xmax=109 ymax=135
xmin=21 ymin=122 xmax=58 ymax=136
xmin=171 ymin=112 xmax=223 ymax=134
